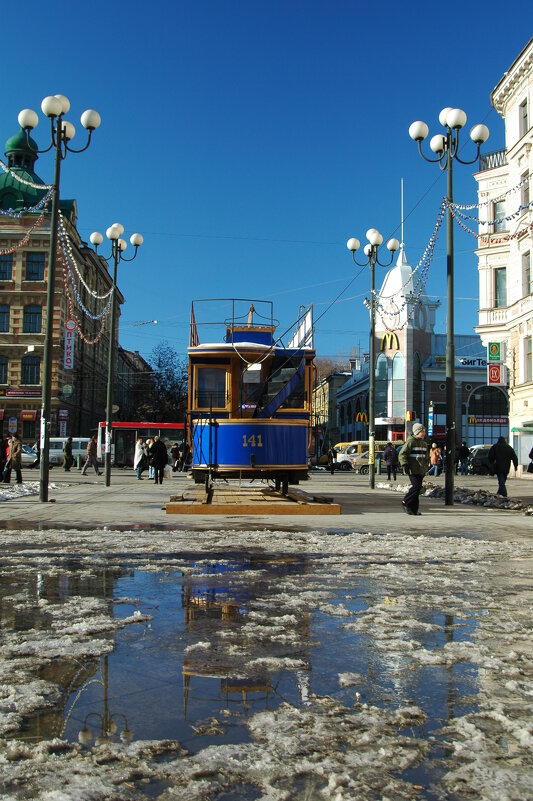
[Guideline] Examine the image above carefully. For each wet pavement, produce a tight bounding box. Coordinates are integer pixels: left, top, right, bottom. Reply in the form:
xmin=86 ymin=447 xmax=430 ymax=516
xmin=0 ymin=474 xmax=532 ymax=799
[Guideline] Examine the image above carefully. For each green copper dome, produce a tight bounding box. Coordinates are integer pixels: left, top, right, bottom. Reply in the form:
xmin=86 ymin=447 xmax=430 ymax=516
xmin=5 ymin=128 xmax=39 ymax=157
xmin=0 ymin=127 xmax=46 ymax=211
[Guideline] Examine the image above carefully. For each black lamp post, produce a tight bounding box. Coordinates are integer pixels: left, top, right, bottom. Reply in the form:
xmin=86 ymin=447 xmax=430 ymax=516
xmin=409 ymin=109 xmax=489 ymax=505
xmin=18 ymin=95 xmax=101 ymax=502
xmin=90 ymin=225 xmax=143 ymax=487
xmin=346 ymin=230 xmax=399 ymax=489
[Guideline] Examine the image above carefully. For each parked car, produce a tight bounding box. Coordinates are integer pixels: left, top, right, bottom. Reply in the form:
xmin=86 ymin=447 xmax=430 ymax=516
xmin=21 ymin=444 xmax=38 ymax=467
xmin=468 ymin=444 xmax=492 ymax=475
xmin=354 ymin=450 xmax=380 ymax=475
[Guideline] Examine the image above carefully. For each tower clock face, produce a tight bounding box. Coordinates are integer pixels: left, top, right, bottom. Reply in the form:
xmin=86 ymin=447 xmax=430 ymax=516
xmin=381 ymin=300 xmax=399 ymax=330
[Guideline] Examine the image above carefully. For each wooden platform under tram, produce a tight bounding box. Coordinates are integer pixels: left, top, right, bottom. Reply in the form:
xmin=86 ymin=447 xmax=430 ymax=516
xmin=165 ymin=484 xmax=341 ymax=515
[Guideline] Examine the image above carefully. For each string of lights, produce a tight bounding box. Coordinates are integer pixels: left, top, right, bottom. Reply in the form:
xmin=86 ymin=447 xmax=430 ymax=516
xmin=58 ymin=214 xmax=113 ymax=301
xmin=450 ymin=198 xmax=533 ymax=225
xmin=0 ymin=157 xmax=53 ymax=190
xmin=449 ymin=174 xmax=529 ymax=209
xmin=60 ymin=253 xmax=109 ymax=344
xmin=0 ymin=188 xmax=54 ymax=217
xmin=0 ymin=210 xmax=47 ymax=255
xmin=450 ymin=209 xmax=533 ymax=242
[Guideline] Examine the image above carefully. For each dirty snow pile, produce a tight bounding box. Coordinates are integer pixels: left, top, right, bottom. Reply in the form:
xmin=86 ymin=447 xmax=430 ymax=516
xmin=0 ymin=526 xmax=532 ymax=800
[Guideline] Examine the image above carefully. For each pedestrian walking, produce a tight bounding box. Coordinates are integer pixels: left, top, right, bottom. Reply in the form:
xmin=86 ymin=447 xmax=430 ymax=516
xmin=4 ymin=434 xmax=23 ymax=484
xmin=399 ymin=423 xmax=429 ymax=515
xmin=328 ymin=445 xmax=337 ymax=475
xmin=150 ymin=435 xmax=168 ymax=485
xmin=171 ymin=442 xmax=180 ymax=472
xmin=428 ymin=443 xmax=441 ymax=477
xmin=0 ymin=436 xmax=9 ymax=477
xmin=133 ymin=437 xmax=145 ymax=480
xmin=32 ymin=438 xmax=40 ymax=468
xmin=145 ymin=438 xmax=155 ymax=479
xmin=382 ymin=441 xmax=399 ymax=481
xmin=458 ymin=442 xmax=470 ymax=476
xmin=81 ymin=435 xmax=102 ymax=476
xmin=63 ymin=437 xmax=74 ymax=471
xmin=487 ymin=436 xmax=518 ymax=497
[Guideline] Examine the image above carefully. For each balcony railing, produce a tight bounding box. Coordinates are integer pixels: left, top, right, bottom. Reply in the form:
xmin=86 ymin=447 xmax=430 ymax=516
xmin=479 ymin=149 xmax=507 ymax=171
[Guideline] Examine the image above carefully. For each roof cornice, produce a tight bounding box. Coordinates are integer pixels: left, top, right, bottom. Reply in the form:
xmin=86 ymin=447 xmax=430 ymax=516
xmin=491 ymin=37 xmax=533 ymax=114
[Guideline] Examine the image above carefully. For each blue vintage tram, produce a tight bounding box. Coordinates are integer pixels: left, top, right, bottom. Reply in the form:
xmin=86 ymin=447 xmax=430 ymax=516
xmin=187 ymin=299 xmax=315 ymax=492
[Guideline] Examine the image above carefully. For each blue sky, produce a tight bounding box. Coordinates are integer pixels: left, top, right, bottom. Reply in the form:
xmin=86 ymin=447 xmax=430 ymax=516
xmin=2 ymin=1 xmax=531 ymax=363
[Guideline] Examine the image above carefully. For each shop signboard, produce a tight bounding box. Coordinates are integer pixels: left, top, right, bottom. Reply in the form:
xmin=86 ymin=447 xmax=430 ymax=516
xmin=8 ymin=416 xmax=17 ymax=434
xmin=488 ymin=363 xmax=506 ymax=385
xmin=64 ymin=319 xmax=77 ymax=370
xmin=488 ymin=342 xmax=503 ymax=362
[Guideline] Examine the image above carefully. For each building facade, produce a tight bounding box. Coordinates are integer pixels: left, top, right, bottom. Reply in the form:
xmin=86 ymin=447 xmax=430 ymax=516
xmin=312 ymin=371 xmax=350 ymax=456
xmin=474 ymin=36 xmax=533 ymax=470
xmin=0 ymin=128 xmax=124 ymax=442
xmin=336 ymin=244 xmax=509 ymax=447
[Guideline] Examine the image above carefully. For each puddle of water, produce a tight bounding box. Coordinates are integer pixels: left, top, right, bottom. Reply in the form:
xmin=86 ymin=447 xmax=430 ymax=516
xmin=1 ymin=554 xmax=481 ymax=797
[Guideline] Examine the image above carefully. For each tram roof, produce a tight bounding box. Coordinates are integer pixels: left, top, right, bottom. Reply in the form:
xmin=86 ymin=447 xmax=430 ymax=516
xmin=188 ymin=342 xmax=314 ymax=355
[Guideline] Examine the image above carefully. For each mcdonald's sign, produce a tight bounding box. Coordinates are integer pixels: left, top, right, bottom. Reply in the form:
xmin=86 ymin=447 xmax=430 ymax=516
xmin=354 ymin=412 xmax=368 ymax=422
xmin=380 ymin=332 xmax=400 ymax=351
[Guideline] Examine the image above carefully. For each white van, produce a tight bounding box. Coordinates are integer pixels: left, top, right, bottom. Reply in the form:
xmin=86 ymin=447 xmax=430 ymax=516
xmin=48 ymin=437 xmax=91 ymax=467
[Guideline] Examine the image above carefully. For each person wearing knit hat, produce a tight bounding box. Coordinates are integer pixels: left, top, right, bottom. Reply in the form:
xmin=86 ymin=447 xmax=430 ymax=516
xmin=398 ymin=423 xmax=429 ymax=515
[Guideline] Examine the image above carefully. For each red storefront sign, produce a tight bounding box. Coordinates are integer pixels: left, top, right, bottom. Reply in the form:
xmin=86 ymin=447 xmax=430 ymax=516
xmin=19 ymin=410 xmax=37 ymax=421
xmin=64 ymin=319 xmax=77 ymax=370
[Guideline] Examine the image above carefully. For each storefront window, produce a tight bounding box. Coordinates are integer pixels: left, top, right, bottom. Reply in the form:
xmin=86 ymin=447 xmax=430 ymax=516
xmin=375 ymin=354 xmax=388 ymax=418
xmin=392 ymin=353 xmax=405 ymax=417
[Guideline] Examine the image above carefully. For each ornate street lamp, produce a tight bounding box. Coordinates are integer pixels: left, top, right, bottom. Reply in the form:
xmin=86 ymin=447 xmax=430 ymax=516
xmin=18 ymin=95 xmax=101 ymax=502
xmin=90 ymin=225 xmax=143 ymax=486
xmin=409 ymin=108 xmax=489 ymax=505
xmin=346 ymin=231 xmax=400 ymax=489
xmin=78 ymin=711 xmax=133 ymax=747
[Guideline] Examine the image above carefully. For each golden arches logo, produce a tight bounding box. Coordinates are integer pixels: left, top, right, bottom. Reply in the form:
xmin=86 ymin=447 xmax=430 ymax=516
xmin=380 ymin=332 xmax=400 ymax=351
xmin=355 ymin=412 xmax=368 ymax=422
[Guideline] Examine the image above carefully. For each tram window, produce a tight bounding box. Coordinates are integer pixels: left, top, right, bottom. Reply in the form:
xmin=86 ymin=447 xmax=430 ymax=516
xmin=196 ymin=366 xmax=228 ymax=409
xmin=257 ymin=356 xmax=306 ymax=411
xmin=241 ymin=365 xmax=262 ymax=414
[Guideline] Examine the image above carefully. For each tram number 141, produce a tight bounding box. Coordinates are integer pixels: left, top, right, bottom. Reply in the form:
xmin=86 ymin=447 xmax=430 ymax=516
xmin=242 ymin=434 xmax=263 ymax=447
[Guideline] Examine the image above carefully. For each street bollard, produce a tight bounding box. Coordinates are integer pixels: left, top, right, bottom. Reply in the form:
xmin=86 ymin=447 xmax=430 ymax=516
xmin=77 ymin=455 xmax=82 ymax=470
xmin=376 ymin=456 xmax=382 ymax=475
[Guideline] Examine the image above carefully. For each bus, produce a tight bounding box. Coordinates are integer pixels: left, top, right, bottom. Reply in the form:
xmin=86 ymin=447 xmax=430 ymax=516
xmin=97 ymin=421 xmax=186 ymax=467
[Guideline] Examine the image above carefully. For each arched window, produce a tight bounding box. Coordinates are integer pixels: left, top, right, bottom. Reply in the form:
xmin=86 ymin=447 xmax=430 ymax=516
xmin=392 ymin=353 xmax=405 ymax=417
xmin=21 ymin=355 xmax=40 ymax=385
xmin=23 ymin=304 xmax=42 ymax=333
xmin=375 ymin=354 xmax=388 ymax=418
xmin=0 ymin=355 xmax=7 ymax=384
